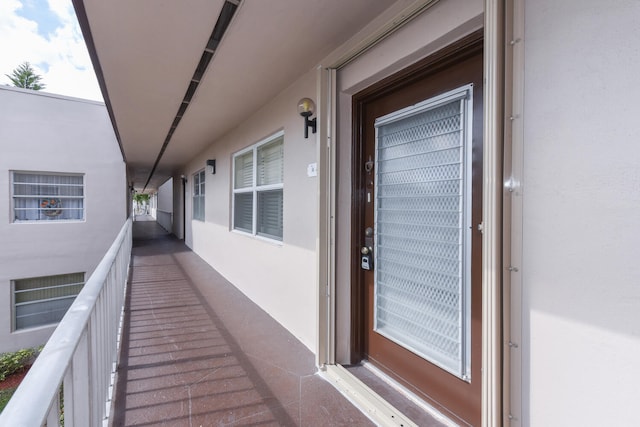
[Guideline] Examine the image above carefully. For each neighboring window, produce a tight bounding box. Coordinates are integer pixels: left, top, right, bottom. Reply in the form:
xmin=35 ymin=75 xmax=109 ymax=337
xmin=12 ymin=172 xmax=84 ymax=222
xmin=193 ymin=169 xmax=205 ymax=221
xmin=13 ymin=273 xmax=85 ymax=331
xmin=233 ymin=132 xmax=284 ymax=241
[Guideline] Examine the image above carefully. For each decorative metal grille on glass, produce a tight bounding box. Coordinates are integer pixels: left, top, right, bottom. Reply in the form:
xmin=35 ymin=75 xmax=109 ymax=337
xmin=374 ymin=86 xmax=472 ymax=379
xmin=12 ymin=173 xmax=84 ymax=221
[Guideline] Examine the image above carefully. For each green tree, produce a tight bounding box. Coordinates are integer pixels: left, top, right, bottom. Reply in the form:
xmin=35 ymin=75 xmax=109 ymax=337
xmin=5 ymin=62 xmax=46 ymax=90
xmin=133 ymin=193 xmax=149 ymax=204
xmin=133 ymin=193 xmax=150 ymax=214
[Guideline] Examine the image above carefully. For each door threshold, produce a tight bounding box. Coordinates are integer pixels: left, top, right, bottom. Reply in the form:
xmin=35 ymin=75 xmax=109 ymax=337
xmin=322 ymin=364 xmax=458 ymax=427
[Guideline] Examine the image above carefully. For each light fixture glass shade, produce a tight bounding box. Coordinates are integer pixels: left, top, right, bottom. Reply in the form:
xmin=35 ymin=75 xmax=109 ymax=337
xmin=297 ymin=97 xmax=315 ymax=116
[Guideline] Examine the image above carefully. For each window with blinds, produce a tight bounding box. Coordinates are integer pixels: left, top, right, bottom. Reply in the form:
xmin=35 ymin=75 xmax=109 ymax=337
xmin=193 ymin=169 xmax=205 ymax=221
xmin=13 ymin=272 xmax=85 ymax=330
xmin=12 ymin=172 xmax=84 ymax=222
xmin=373 ymin=85 xmax=473 ymax=380
xmin=232 ymin=132 xmax=284 ymax=241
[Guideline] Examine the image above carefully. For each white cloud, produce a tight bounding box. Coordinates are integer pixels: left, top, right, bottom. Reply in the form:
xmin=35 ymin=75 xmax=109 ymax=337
xmin=0 ymin=0 xmax=102 ymax=101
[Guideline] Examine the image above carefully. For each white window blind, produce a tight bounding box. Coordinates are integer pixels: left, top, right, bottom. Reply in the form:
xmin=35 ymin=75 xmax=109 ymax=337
xmin=232 ymin=132 xmax=284 ymax=241
xmin=12 ymin=172 xmax=84 ymax=222
xmin=193 ymin=170 xmax=205 ymax=221
xmin=234 ymin=152 xmax=253 ymax=189
xmin=257 ymin=139 xmax=284 ymax=185
xmin=234 ymin=151 xmax=254 ymax=232
xmin=13 ymin=272 xmax=85 ymax=330
xmin=257 ymin=189 xmax=283 ymax=239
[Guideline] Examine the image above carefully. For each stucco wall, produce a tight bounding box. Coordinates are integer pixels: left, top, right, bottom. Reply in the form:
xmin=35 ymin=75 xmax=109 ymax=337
xmin=156 ymin=178 xmax=173 ymax=232
xmin=172 ymin=0 xmax=484 ymax=363
xmin=522 ymin=1 xmax=640 ymax=424
xmin=0 ymin=87 xmax=126 ymax=352
xmin=182 ymin=72 xmax=319 ymax=351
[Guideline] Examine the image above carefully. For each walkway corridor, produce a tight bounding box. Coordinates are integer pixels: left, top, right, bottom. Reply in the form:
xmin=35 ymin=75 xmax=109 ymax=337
xmin=111 ymin=220 xmax=372 ymax=426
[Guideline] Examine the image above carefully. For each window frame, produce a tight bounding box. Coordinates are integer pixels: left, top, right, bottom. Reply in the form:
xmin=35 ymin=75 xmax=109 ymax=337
xmin=232 ymin=130 xmax=284 ymax=242
xmin=192 ymin=169 xmax=205 ymax=221
xmin=11 ymin=272 xmax=85 ymax=331
xmin=11 ymin=171 xmax=85 ymax=223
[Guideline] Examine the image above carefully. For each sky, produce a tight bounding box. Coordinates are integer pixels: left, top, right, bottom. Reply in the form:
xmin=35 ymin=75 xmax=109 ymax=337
xmin=0 ymin=0 xmax=103 ymax=101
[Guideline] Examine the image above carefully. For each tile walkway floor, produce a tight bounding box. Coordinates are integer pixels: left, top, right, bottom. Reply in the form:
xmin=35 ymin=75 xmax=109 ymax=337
xmin=111 ymin=219 xmax=373 ymax=426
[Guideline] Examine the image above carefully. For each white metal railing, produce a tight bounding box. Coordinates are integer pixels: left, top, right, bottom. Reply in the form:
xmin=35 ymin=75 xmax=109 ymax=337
xmin=0 ymin=218 xmax=133 ymax=427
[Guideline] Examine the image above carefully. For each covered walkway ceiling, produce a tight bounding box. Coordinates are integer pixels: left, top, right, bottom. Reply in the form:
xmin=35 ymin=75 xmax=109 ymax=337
xmin=73 ymin=0 xmax=396 ymax=192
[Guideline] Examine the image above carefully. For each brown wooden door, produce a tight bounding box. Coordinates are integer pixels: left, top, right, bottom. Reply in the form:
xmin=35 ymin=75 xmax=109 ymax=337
xmin=355 ymin=39 xmax=483 ymax=426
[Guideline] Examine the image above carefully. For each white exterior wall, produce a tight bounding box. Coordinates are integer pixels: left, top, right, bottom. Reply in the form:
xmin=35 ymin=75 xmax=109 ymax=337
xmin=143 ymin=2 xmax=640 ymax=423
xmin=183 ymin=72 xmax=318 ymax=351
xmin=521 ymin=1 xmax=640 ymax=425
xmin=178 ymin=0 xmax=484 ymax=363
xmin=0 ymin=87 xmax=126 ymax=353
xmin=156 ymin=178 xmax=173 ymax=232
xmin=149 ymin=193 xmax=157 ymax=218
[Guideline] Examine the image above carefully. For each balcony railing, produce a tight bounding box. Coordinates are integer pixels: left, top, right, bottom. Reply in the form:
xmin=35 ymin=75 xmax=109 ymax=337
xmin=0 ymin=218 xmax=132 ymax=427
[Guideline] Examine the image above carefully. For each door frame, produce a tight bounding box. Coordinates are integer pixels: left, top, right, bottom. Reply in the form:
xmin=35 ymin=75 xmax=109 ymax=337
xmin=350 ymin=29 xmax=484 ymax=363
xmin=351 ymin=30 xmax=484 ymax=427
xmin=347 ymin=24 xmax=505 ymax=425
xmin=317 ymin=2 xmax=508 ymax=425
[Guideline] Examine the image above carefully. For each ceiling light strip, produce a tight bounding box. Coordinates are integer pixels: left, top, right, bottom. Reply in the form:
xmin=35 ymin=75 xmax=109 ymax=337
xmin=143 ymin=0 xmax=240 ymax=191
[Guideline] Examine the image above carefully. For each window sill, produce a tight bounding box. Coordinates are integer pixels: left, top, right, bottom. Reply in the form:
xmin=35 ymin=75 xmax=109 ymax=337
xmin=231 ymin=229 xmax=284 ymax=246
xmin=11 ymin=322 xmax=58 ymax=334
xmin=12 ymin=219 xmax=86 ymax=225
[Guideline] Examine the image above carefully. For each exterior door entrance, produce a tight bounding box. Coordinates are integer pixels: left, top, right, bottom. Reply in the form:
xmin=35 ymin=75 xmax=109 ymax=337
xmin=352 ymin=34 xmax=483 ymax=426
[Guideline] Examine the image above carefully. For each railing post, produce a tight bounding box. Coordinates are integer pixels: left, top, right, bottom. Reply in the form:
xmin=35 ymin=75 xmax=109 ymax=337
xmin=0 ymin=218 xmax=132 ymax=427
xmin=45 ymin=392 xmax=60 ymax=427
xmin=74 ymin=331 xmax=91 ymax=425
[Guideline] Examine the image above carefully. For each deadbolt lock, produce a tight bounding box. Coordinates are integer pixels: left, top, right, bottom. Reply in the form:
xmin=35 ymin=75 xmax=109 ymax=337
xmin=361 ymin=246 xmax=373 ymax=270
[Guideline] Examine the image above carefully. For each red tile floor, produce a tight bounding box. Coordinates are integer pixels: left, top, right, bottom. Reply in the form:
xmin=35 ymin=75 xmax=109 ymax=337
xmin=111 ymin=218 xmax=373 ymax=426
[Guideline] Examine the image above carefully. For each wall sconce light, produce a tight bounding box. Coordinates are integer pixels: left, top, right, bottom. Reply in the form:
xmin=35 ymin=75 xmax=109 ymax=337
xmin=181 ymin=174 xmax=187 ymax=183
xmin=297 ymin=97 xmax=317 ymax=139
xmin=207 ymin=159 xmax=216 ymax=174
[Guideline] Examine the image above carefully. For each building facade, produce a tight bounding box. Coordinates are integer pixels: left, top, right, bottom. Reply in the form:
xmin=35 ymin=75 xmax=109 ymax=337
xmin=74 ymin=0 xmax=640 ymax=425
xmin=0 ymin=87 xmax=126 ymax=353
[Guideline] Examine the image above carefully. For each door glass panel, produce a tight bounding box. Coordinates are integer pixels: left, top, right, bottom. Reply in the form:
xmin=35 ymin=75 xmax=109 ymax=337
xmin=374 ymin=86 xmax=473 ymax=379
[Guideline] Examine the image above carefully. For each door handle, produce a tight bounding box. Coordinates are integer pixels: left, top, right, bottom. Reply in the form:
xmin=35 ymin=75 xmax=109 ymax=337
xmin=361 ymin=226 xmax=374 ymax=271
